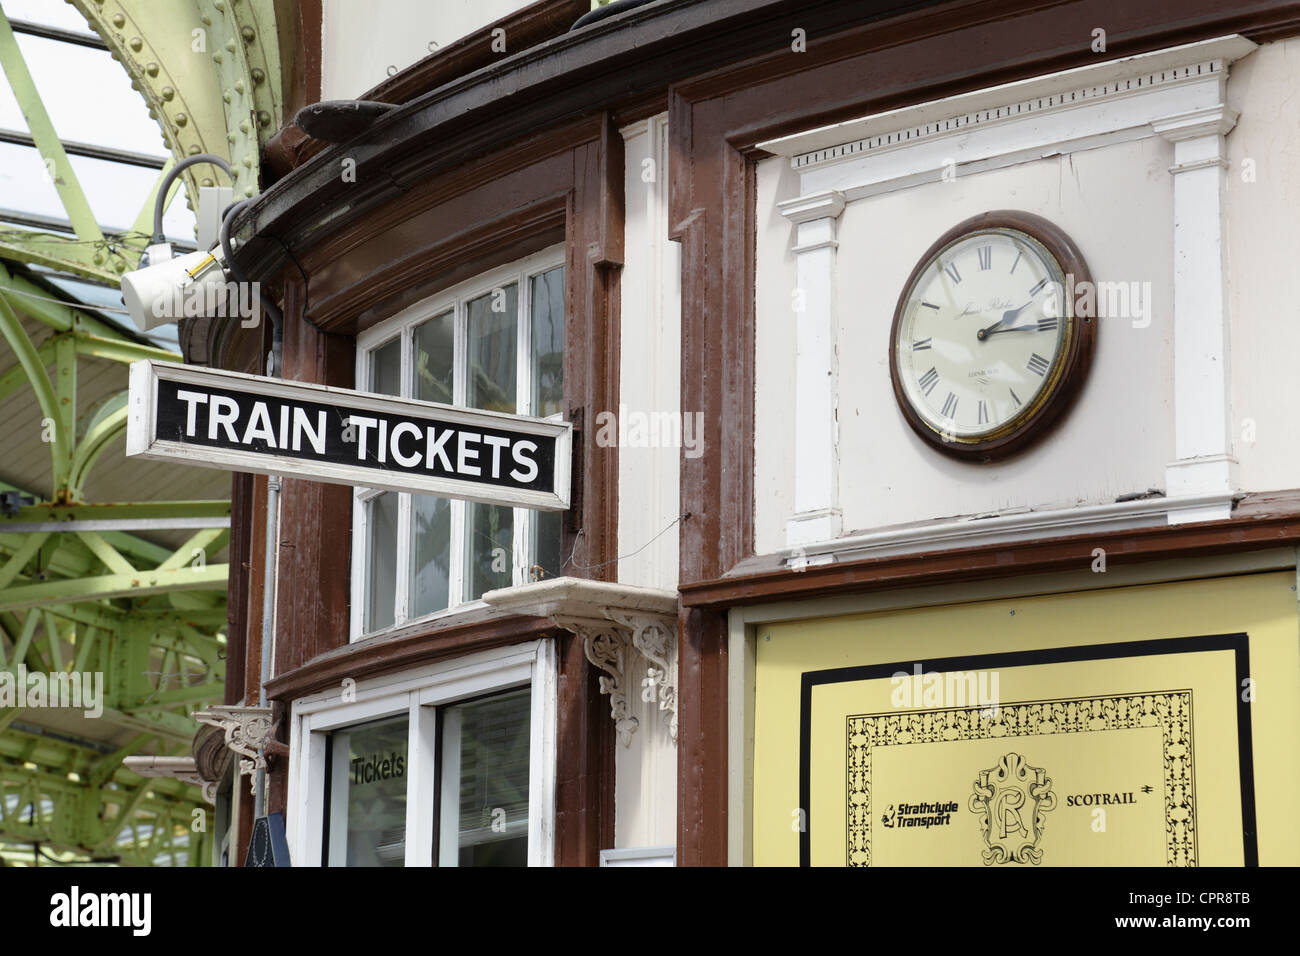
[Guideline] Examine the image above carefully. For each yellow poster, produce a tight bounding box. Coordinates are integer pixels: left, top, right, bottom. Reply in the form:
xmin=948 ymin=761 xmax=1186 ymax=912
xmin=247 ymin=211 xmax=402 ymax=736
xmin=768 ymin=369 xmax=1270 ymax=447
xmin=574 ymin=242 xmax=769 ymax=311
xmin=752 ymin=572 xmax=1300 ymax=866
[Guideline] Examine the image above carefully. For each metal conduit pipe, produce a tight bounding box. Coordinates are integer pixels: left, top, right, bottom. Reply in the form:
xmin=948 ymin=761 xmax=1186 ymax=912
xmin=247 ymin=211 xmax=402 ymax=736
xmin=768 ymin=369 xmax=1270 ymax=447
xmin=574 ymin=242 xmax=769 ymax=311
xmin=217 ymin=197 xmax=283 ymax=819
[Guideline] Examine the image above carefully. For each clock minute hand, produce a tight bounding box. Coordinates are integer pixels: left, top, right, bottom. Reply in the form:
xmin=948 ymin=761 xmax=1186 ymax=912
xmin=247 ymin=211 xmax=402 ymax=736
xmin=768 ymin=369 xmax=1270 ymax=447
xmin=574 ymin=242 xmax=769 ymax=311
xmin=983 ymin=323 xmax=1044 ymax=336
xmin=977 ymin=300 xmax=1034 ymax=340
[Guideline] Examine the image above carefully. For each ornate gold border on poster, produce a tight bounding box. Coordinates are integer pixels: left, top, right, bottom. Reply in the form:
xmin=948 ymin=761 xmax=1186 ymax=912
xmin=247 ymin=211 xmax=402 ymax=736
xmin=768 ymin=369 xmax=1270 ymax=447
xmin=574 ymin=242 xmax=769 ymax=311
xmin=846 ymin=691 xmax=1196 ymax=867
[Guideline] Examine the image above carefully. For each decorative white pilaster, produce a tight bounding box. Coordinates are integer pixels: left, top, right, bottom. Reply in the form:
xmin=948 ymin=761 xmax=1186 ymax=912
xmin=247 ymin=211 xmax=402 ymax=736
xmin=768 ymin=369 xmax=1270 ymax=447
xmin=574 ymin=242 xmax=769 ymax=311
xmin=778 ymin=189 xmax=846 ymax=546
xmin=1153 ymin=105 xmax=1239 ymax=523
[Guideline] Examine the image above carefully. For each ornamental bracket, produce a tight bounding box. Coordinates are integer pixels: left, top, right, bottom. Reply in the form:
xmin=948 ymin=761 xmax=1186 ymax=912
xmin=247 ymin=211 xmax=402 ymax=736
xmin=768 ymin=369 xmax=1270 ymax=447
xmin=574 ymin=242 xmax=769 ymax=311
xmin=193 ymin=704 xmax=275 ymax=793
xmin=482 ymin=578 xmax=679 ymax=747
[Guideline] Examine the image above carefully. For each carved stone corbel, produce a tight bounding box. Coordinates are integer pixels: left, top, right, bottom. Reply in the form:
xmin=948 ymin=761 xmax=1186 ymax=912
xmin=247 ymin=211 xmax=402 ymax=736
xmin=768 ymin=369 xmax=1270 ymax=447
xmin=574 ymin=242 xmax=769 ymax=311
xmin=193 ymin=705 xmax=275 ymax=794
xmin=481 ymin=577 xmax=680 ymax=748
xmin=554 ymin=616 xmax=640 ymax=747
xmin=609 ymin=610 xmax=678 ymax=741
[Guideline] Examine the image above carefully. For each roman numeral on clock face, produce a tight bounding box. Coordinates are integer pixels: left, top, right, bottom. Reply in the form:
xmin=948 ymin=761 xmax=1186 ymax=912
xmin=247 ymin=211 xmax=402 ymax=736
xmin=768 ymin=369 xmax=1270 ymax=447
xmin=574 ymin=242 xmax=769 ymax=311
xmin=942 ymin=392 xmax=958 ymax=418
xmin=1010 ymin=249 xmax=1023 ymax=274
xmin=1026 ymin=353 xmax=1050 ymax=376
xmin=977 ymin=245 xmax=992 ymax=270
xmin=1009 ymin=387 xmax=1022 ymax=407
xmin=912 ymin=338 xmax=932 ymax=351
xmin=1029 ymin=277 xmax=1048 ymax=296
xmin=977 ymin=400 xmax=989 ymax=425
xmin=944 ymin=262 xmax=962 ymax=284
xmin=918 ymin=367 xmax=940 ymax=396
xmin=1038 ymin=316 xmax=1058 ymax=332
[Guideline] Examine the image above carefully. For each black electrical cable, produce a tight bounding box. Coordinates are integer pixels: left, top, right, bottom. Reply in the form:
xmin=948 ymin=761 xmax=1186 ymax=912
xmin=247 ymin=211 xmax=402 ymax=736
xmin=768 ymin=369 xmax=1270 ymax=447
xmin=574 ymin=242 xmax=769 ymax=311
xmin=151 ymin=153 xmax=234 ymax=245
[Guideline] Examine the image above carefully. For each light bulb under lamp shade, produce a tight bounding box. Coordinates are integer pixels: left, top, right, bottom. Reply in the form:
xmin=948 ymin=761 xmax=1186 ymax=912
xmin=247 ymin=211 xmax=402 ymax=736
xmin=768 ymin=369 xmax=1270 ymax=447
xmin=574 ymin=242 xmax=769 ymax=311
xmin=121 ymin=248 xmax=229 ymax=332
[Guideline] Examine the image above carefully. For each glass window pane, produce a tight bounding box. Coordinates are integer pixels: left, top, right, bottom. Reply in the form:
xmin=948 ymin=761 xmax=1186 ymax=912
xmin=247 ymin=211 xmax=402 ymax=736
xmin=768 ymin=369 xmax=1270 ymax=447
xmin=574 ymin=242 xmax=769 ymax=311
xmin=467 ymin=283 xmax=518 ymax=413
xmin=365 ymin=492 xmax=398 ymax=632
xmin=409 ymin=495 xmax=451 ymax=617
xmin=370 ymin=336 xmax=403 ymax=397
xmin=530 ymin=267 xmax=565 ymax=418
xmin=414 ymin=310 xmax=454 ymax=405
xmin=326 ymin=716 xmax=409 ymax=866
xmin=438 ymin=690 xmax=530 ymax=867
xmin=465 ymin=503 xmax=513 ymax=600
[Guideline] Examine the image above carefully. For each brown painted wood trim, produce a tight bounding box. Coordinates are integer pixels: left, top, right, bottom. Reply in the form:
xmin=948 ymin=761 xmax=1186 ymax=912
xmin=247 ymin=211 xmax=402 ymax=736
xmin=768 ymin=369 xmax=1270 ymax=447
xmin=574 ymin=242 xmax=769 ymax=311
xmin=680 ymin=504 xmax=1300 ymax=610
xmin=224 ymin=471 xmax=252 ymax=706
xmin=887 ymin=210 xmax=1096 ymax=462
xmin=296 ymin=118 xmax=604 ymax=334
xmin=666 ymin=0 xmax=1300 ymax=866
xmin=554 ymin=630 xmax=615 ymax=864
xmin=273 ymin=283 xmax=355 ymax=679
xmin=264 ymin=610 xmax=558 ymax=702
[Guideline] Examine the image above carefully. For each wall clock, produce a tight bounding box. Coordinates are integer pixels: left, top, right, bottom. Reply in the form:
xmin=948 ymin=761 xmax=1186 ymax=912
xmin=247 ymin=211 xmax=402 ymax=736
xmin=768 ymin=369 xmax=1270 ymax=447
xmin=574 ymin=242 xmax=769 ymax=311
xmin=888 ymin=210 xmax=1096 ymax=461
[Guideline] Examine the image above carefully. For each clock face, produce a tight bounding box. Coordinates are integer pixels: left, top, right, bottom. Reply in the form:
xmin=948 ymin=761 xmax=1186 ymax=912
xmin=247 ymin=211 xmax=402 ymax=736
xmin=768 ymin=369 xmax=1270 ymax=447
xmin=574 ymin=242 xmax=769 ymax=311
xmin=889 ymin=215 xmax=1093 ymax=460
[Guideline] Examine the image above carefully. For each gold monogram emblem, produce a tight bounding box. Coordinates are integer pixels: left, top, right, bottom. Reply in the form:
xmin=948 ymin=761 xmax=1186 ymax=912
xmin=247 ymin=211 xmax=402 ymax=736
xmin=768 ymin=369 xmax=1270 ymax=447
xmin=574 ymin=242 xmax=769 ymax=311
xmin=969 ymin=752 xmax=1057 ymax=865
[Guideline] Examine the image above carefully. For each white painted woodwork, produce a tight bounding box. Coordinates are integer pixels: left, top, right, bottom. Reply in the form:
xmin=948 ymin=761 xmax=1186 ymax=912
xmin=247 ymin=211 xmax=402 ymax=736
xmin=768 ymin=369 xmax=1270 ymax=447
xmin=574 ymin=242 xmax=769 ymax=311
xmin=754 ymin=35 xmax=1265 ymax=561
xmin=615 ymin=115 xmax=682 ymax=851
xmin=780 ymin=190 xmax=845 ymax=547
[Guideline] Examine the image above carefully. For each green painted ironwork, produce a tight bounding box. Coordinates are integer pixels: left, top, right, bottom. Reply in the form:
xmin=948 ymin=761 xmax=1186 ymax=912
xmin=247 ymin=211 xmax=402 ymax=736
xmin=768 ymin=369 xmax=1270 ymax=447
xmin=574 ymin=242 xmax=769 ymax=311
xmin=0 ymin=0 xmax=295 ymax=868
xmin=0 ymin=270 xmax=230 ymax=865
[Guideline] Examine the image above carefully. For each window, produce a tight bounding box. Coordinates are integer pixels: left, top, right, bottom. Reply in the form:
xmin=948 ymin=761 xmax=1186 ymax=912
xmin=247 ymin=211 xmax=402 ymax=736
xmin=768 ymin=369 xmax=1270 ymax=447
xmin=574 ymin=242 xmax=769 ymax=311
xmin=352 ymin=249 xmax=566 ymax=637
xmin=290 ymin=641 xmax=557 ymax=867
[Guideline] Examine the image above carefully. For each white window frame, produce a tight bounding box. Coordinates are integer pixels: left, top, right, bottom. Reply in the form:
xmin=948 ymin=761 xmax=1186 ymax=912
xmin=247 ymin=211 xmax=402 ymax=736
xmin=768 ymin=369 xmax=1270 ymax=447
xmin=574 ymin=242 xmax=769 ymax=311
xmin=350 ymin=245 xmax=567 ymax=641
xmin=287 ymin=638 xmax=558 ymax=867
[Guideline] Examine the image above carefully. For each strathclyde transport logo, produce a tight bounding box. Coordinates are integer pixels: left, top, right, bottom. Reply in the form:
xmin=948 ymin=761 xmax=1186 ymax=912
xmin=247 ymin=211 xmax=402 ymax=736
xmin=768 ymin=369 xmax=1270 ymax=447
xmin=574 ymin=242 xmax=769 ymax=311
xmin=880 ymin=799 xmax=959 ymax=830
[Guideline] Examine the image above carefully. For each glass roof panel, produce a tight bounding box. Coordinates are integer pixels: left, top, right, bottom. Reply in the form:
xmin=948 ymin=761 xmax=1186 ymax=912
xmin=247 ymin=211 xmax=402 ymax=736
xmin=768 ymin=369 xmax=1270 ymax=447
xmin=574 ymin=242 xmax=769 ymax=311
xmin=1 ymin=0 xmax=98 ymax=34
xmin=9 ymin=32 xmax=168 ymax=158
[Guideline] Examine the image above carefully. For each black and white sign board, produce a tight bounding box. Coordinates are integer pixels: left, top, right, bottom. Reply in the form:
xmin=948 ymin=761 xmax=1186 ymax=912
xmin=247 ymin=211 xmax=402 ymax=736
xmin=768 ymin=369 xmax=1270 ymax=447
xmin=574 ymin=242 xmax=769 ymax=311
xmin=127 ymin=360 xmax=571 ymax=511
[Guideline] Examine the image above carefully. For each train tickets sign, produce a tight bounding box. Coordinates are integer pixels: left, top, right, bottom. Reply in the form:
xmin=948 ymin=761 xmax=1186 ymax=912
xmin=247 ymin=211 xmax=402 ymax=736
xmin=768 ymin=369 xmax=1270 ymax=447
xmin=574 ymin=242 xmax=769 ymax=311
xmin=126 ymin=360 xmax=571 ymax=511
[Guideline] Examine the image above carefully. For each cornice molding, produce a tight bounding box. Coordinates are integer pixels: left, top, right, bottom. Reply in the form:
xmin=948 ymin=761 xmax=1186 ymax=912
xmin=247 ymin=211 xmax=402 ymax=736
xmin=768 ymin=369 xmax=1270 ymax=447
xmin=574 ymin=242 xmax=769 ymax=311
xmin=680 ymin=495 xmax=1300 ymax=609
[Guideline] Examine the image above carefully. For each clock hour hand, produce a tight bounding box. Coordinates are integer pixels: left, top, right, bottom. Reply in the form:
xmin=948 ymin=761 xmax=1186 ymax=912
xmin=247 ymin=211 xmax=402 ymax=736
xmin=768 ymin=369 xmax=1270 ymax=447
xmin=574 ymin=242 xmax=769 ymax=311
xmin=977 ymin=300 xmax=1033 ymax=341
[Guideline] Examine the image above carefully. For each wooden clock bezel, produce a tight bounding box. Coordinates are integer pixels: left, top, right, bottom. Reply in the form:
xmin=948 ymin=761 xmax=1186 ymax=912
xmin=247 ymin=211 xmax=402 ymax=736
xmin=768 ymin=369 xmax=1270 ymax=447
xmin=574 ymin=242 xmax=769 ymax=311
xmin=887 ymin=209 xmax=1096 ymax=463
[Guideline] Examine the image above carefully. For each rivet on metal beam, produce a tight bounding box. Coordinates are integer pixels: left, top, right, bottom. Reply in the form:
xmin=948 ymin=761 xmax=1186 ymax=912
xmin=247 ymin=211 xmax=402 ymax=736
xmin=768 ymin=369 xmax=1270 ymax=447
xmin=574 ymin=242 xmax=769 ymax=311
xmin=145 ymin=62 xmax=158 ymax=77
xmin=251 ymin=68 xmax=264 ymax=84
xmin=174 ymin=113 xmax=187 ymax=127
xmin=128 ymin=37 xmax=142 ymax=52
xmin=161 ymin=86 xmax=174 ymax=101
xmin=240 ymin=26 xmax=254 ymax=42
xmin=111 ymin=13 xmax=124 ymax=28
